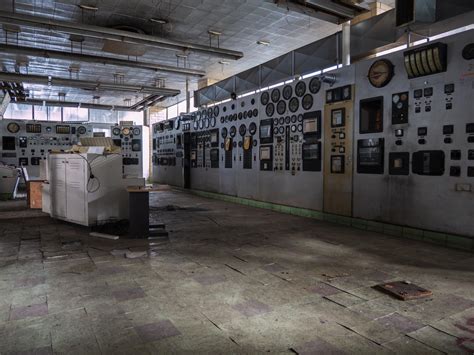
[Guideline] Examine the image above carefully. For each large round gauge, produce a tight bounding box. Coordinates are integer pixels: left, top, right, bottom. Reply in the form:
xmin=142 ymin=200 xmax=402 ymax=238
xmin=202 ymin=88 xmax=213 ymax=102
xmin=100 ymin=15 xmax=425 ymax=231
xmin=210 ymin=117 xmax=216 ymax=127
xmin=243 ymin=111 xmax=248 ymax=119
xmin=273 ymin=127 xmax=279 ymax=135
xmin=199 ymin=120 xmax=204 ymax=129
xmin=77 ymin=126 xmax=87 ymax=135
xmin=133 ymin=127 xmax=141 ymax=136
xmin=277 ymin=100 xmax=286 ymax=115
xmin=273 ymin=118 xmax=279 ymax=126
xmin=368 ymin=59 xmax=394 ymax=88
xmin=193 ymin=121 xmax=199 ymax=130
xmin=279 ymin=117 xmax=284 ymax=125
xmin=249 ymin=122 xmax=257 ymax=135
xmin=463 ymin=43 xmax=474 ymax=60
xmin=221 ymin=127 xmax=228 ymax=138
xmin=278 ymin=126 xmax=284 ymax=134
xmin=271 ymin=88 xmax=280 ymax=103
xmin=295 ymin=81 xmax=306 ymax=97
xmin=302 ymin=94 xmax=314 ymax=110
xmin=112 ymin=127 xmax=121 ymax=136
xmin=202 ymin=110 xmax=208 ymax=118
xmin=291 ymin=125 xmax=297 ymax=133
xmin=239 ymin=124 xmax=246 ymax=137
xmin=204 ymin=118 xmax=210 ymax=129
xmin=213 ymin=106 xmax=219 ymax=117
xmin=253 ymin=109 xmax=258 ymax=117
xmin=291 ymin=115 xmax=297 ymax=123
xmin=285 ymin=116 xmax=291 ymax=125
xmin=283 ymin=85 xmax=292 ymax=100
xmin=238 ymin=112 xmax=243 ymax=120
xmin=266 ymin=103 xmax=275 ymax=117
xmin=7 ymin=122 xmax=20 ymax=133
xmin=207 ymin=108 xmax=213 ymax=117
xmin=298 ymin=114 xmax=303 ymax=122
xmin=229 ymin=126 xmax=237 ymax=138
xmin=289 ymin=97 xmax=299 ymax=113
xmin=122 ymin=127 xmax=131 ymax=136
xmin=309 ymin=77 xmax=322 ymax=94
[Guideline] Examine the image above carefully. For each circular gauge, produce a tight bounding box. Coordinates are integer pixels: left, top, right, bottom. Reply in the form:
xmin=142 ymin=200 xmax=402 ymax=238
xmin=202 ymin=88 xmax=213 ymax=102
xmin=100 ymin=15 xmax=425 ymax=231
xmin=193 ymin=121 xmax=198 ymax=130
xmin=463 ymin=43 xmax=474 ymax=60
xmin=260 ymin=92 xmax=270 ymax=105
xmin=7 ymin=122 xmax=20 ymax=133
xmin=278 ymin=126 xmax=284 ymax=134
xmin=133 ymin=127 xmax=141 ymax=135
xmin=266 ymin=103 xmax=275 ymax=117
xmin=223 ymin=106 xmax=227 ymax=112
xmin=401 ymin=93 xmax=408 ymax=101
xmin=210 ymin=117 xmax=216 ymax=127
xmin=238 ymin=112 xmax=243 ymax=120
xmin=247 ymin=110 xmax=252 ymax=118
xmin=46 ymin=126 xmax=52 ymax=133
xmin=231 ymin=104 xmax=236 ymax=110
xmin=239 ymin=124 xmax=246 ymax=137
xmin=291 ymin=115 xmax=297 ymax=123
xmin=243 ymin=111 xmax=248 ymax=119
xmin=277 ymin=100 xmax=286 ymax=115
xmin=241 ymin=101 xmax=245 ymax=108
xmin=199 ymin=120 xmax=204 ymax=129
xmin=253 ymin=140 xmax=257 ymax=147
xmin=392 ymin=94 xmax=400 ymax=104
xmin=204 ymin=118 xmax=210 ymax=129
xmin=273 ymin=127 xmax=279 ymax=135
xmin=207 ymin=108 xmax=213 ymax=117
xmin=221 ymin=127 xmax=228 ymax=139
xmin=122 ymin=127 xmax=131 ymax=136
xmin=214 ymin=106 xmax=220 ymax=117
xmin=285 ymin=116 xmax=291 ymax=124
xmin=291 ymin=125 xmax=297 ymax=133
xmin=368 ymin=59 xmax=394 ymax=88
xmin=253 ymin=109 xmax=258 ymax=117
xmin=249 ymin=122 xmax=257 ymax=135
xmin=271 ymin=88 xmax=281 ymax=103
xmin=298 ymin=124 xmax=303 ymax=132
xmin=251 ymin=98 xmax=256 ymax=105
xmin=302 ymin=94 xmax=313 ymax=110
xmin=232 ymin=113 xmax=237 ymax=121
xmin=196 ymin=111 xmax=202 ymax=119
xmin=295 ymin=81 xmax=306 ymax=97
xmin=289 ymin=97 xmax=299 ymax=113
xmin=298 ymin=114 xmax=303 ymax=122
xmin=309 ymin=77 xmax=322 ymax=94
xmin=279 ymin=117 xmax=285 ymax=125
xmin=229 ymin=126 xmax=237 ymax=137
xmin=175 ymin=118 xmax=181 ymax=130
xmin=273 ymin=118 xmax=279 ymax=125
xmin=397 ymin=102 xmax=403 ymax=109
xmin=283 ymin=85 xmax=293 ymax=100
xmin=220 ymin=116 xmax=225 ymax=123
xmin=77 ymin=126 xmax=87 ymax=135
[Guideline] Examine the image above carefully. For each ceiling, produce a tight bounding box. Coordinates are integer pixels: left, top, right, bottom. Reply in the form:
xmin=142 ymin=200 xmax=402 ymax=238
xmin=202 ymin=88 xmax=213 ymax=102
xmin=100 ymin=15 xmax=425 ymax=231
xmin=0 ymin=0 xmax=394 ymax=110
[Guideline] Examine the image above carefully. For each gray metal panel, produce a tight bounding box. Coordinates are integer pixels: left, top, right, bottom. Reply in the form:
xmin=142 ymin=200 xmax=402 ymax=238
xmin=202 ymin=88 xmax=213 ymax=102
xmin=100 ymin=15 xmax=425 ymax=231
xmin=350 ymin=9 xmax=399 ymax=60
xmin=437 ymin=0 xmax=474 ymax=20
xmin=294 ymin=33 xmax=341 ymax=75
xmin=215 ymin=77 xmax=236 ymax=102
xmin=260 ymin=52 xmax=293 ymax=87
xmin=235 ymin=67 xmax=260 ymax=95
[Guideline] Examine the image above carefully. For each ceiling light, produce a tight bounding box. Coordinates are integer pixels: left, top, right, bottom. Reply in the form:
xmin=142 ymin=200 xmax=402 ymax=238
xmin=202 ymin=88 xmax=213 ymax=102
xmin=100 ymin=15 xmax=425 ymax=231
xmin=257 ymin=40 xmax=270 ymax=46
xmin=176 ymin=53 xmax=188 ymax=59
xmin=219 ymin=60 xmax=230 ymax=65
xmin=150 ymin=18 xmax=168 ymax=24
xmin=78 ymin=4 xmax=99 ymax=11
xmin=208 ymin=30 xmax=222 ymax=36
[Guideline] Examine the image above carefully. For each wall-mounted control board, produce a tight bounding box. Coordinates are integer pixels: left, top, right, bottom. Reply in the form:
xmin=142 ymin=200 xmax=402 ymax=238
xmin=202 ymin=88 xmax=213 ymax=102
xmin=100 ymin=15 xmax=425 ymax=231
xmin=152 ymin=29 xmax=474 ymax=239
xmin=111 ymin=124 xmax=149 ymax=179
xmin=0 ymin=119 xmax=92 ymax=177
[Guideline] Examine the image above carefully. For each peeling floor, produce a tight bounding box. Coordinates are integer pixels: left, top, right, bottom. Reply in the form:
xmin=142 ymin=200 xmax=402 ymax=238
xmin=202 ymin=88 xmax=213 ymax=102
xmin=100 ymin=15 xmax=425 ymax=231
xmin=1 ymin=190 xmax=474 ymax=354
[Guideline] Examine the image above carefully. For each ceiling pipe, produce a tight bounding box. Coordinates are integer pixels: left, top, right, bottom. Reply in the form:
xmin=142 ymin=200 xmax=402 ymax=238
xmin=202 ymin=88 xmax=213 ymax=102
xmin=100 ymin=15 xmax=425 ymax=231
xmin=0 ymin=11 xmax=244 ymax=60
xmin=18 ymin=98 xmax=135 ymax=111
xmin=0 ymin=72 xmax=181 ymax=96
xmin=0 ymin=44 xmax=206 ymax=77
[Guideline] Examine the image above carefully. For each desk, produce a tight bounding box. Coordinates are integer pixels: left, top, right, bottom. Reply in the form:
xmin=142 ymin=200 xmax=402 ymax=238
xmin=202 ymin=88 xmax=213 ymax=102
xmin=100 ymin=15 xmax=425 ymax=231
xmin=127 ymin=185 xmax=170 ymax=238
xmin=27 ymin=180 xmax=44 ymax=209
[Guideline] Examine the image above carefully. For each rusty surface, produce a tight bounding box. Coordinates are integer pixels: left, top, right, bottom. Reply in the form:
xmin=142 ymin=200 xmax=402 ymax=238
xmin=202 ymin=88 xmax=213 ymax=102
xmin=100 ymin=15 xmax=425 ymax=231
xmin=374 ymin=281 xmax=433 ymax=301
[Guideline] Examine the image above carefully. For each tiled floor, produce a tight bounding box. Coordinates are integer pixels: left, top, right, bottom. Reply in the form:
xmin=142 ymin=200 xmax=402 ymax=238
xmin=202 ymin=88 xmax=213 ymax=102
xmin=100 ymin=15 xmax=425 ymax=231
xmin=1 ymin=190 xmax=474 ymax=354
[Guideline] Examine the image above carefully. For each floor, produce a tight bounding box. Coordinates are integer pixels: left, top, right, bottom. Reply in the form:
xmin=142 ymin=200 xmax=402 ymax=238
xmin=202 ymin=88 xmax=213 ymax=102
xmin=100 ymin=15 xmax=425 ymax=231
xmin=1 ymin=190 xmax=474 ymax=354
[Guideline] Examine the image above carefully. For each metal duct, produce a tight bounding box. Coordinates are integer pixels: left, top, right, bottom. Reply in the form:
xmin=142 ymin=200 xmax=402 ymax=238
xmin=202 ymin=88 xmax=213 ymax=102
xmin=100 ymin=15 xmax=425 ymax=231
xmin=0 ymin=44 xmax=206 ymax=77
xmin=0 ymin=11 xmax=244 ymax=61
xmin=0 ymin=72 xmax=180 ymax=96
xmin=19 ymin=98 xmax=134 ymax=111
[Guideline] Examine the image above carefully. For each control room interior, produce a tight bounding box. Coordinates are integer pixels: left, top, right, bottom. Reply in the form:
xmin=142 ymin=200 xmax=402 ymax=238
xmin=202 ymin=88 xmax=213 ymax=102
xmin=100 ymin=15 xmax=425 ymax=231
xmin=0 ymin=0 xmax=474 ymax=353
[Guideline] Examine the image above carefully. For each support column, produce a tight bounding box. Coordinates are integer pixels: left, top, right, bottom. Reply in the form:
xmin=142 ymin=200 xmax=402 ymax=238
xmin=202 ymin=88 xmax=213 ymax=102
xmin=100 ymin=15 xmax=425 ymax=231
xmin=342 ymin=21 xmax=351 ymax=66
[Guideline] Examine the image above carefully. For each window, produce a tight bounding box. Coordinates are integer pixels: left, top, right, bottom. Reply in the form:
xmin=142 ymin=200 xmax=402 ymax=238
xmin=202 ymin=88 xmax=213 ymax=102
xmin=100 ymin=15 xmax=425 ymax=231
xmin=33 ymin=105 xmax=48 ymax=121
xmin=4 ymin=104 xmax=33 ymax=120
xmin=117 ymin=111 xmax=143 ymax=125
xmin=167 ymin=104 xmax=178 ymax=119
xmin=63 ymin=107 xmax=88 ymax=122
xmin=48 ymin=107 xmax=62 ymax=122
xmin=89 ymin=109 xmax=117 ymax=124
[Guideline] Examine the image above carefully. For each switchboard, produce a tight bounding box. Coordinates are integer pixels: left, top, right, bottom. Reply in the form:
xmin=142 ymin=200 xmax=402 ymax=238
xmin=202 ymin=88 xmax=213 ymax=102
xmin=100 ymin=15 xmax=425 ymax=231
xmin=111 ymin=124 xmax=149 ymax=178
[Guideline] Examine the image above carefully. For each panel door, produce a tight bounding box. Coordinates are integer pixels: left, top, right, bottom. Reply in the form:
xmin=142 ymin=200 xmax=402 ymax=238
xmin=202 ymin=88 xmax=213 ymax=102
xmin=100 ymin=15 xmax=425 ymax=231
xmin=50 ymin=157 xmax=66 ymax=218
xmin=323 ymin=99 xmax=354 ymax=217
xmin=65 ymin=157 xmax=86 ymax=223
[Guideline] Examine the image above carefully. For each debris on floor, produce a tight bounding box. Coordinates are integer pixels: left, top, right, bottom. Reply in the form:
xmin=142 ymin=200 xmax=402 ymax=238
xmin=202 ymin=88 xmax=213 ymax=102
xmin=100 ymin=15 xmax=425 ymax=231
xmin=89 ymin=232 xmax=119 ymax=240
xmin=374 ymin=281 xmax=433 ymax=301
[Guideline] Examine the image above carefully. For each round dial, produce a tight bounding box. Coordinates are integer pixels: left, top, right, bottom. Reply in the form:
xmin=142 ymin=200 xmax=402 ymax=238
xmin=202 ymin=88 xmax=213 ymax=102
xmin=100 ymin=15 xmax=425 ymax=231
xmin=368 ymin=59 xmax=394 ymax=88
xmin=265 ymin=103 xmax=275 ymax=117
xmin=133 ymin=127 xmax=141 ymax=135
xmin=210 ymin=117 xmax=216 ymax=127
xmin=199 ymin=120 xmax=204 ymax=129
xmin=77 ymin=126 xmax=87 ymax=135
xmin=289 ymin=97 xmax=299 ymax=113
xmin=249 ymin=122 xmax=257 ymax=135
xmin=271 ymin=88 xmax=280 ymax=103
xmin=462 ymin=43 xmax=474 ymax=60
xmin=220 ymin=116 xmax=225 ymax=123
xmin=253 ymin=109 xmax=258 ymax=117
xmin=202 ymin=110 xmax=208 ymax=118
xmin=204 ymin=118 xmax=210 ymax=129
xmin=291 ymin=125 xmax=297 ymax=133
xmin=233 ymin=113 xmax=238 ymax=121
xmin=196 ymin=111 xmax=201 ymax=119
xmin=285 ymin=116 xmax=291 ymax=124
xmin=221 ymin=127 xmax=228 ymax=138
xmin=273 ymin=118 xmax=279 ymax=126
xmin=291 ymin=115 xmax=297 ymax=123
xmin=302 ymin=94 xmax=313 ymax=110
xmin=240 ymin=101 xmax=245 ymax=108
xmin=273 ymin=127 xmax=279 ymax=135
xmin=229 ymin=126 xmax=237 ymax=138
xmin=246 ymin=110 xmax=252 ymax=118
xmin=295 ymin=81 xmax=306 ymax=97
xmin=261 ymin=92 xmax=270 ymax=105
xmin=309 ymin=77 xmax=322 ymax=94
xmin=46 ymin=126 xmax=52 ymax=132
xmin=122 ymin=127 xmax=131 ymax=136
xmin=279 ymin=117 xmax=285 ymax=125
xmin=231 ymin=104 xmax=236 ymax=110
xmin=283 ymin=85 xmax=293 ymax=100
xmin=277 ymin=100 xmax=286 ymax=115
xmin=278 ymin=126 xmax=284 ymax=134
xmin=207 ymin=108 xmax=213 ymax=117
xmin=298 ymin=114 xmax=303 ymax=122
xmin=238 ymin=112 xmax=243 ymax=120
xmin=112 ymin=127 xmax=121 ymax=136
xmin=213 ymin=106 xmax=219 ymax=117
xmin=7 ymin=122 xmax=20 ymax=133
xmin=243 ymin=111 xmax=248 ymax=119
xmin=239 ymin=124 xmax=246 ymax=137
xmin=297 ymin=124 xmax=303 ymax=132
xmin=193 ymin=121 xmax=198 ymax=130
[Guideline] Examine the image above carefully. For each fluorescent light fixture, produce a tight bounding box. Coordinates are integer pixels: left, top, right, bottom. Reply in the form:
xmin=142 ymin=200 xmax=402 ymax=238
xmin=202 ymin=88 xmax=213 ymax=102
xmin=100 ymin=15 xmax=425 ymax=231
xmin=176 ymin=53 xmax=188 ymax=58
xmin=208 ymin=30 xmax=222 ymax=36
xmin=150 ymin=18 xmax=168 ymax=24
xmin=257 ymin=40 xmax=270 ymax=46
xmin=78 ymin=4 xmax=98 ymax=11
xmin=218 ymin=60 xmax=230 ymax=65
